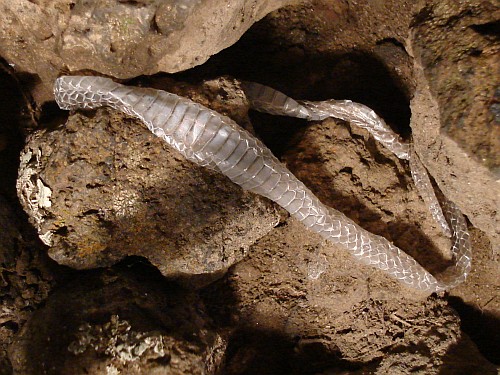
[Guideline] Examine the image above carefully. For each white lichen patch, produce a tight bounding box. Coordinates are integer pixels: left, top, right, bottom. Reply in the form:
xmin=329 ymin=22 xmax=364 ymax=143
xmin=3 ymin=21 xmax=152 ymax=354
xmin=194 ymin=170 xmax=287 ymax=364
xmin=68 ymin=315 xmax=167 ymax=367
xmin=106 ymin=364 xmax=120 ymax=375
xmin=39 ymin=231 xmax=54 ymax=247
xmin=112 ymin=188 xmax=140 ymax=218
xmin=17 ymin=142 xmax=54 ymax=245
xmin=36 ymin=178 xmax=52 ymax=209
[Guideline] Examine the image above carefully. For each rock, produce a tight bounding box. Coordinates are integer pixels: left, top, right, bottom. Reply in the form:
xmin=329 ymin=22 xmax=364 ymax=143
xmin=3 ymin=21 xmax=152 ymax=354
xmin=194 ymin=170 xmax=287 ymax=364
xmin=411 ymin=0 xmax=499 ymax=174
xmin=0 ymin=0 xmax=299 ymax=104
xmin=216 ymin=225 xmax=495 ymax=373
xmin=8 ymin=264 xmax=227 ymax=375
xmin=408 ymin=0 xmax=500 ymax=253
xmin=208 ymin=0 xmax=498 ymax=329
xmin=199 ymin=118 xmax=491 ymax=373
xmin=0 ymin=195 xmax=55 ymax=374
xmin=16 ymin=78 xmax=279 ymax=285
xmin=282 ymin=119 xmax=457 ymax=292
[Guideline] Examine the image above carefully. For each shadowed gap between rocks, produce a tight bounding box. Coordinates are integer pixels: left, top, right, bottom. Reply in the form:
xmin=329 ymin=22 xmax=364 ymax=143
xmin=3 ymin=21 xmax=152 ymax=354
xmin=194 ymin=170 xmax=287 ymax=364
xmin=7 ymin=259 xmax=224 ymax=374
xmin=0 ymin=61 xmax=30 ymax=198
xmin=173 ymin=48 xmax=412 ymax=155
xmin=218 ymin=327 xmax=361 ymax=375
xmin=0 ymin=60 xmax=76 ymax=374
xmin=448 ymin=296 xmax=500 ymax=365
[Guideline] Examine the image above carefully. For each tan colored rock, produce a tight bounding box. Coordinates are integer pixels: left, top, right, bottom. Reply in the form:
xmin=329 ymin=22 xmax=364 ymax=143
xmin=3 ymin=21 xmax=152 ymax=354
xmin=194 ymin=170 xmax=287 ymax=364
xmin=410 ymin=0 xmax=500 ymax=174
xmin=214 ymin=117 xmax=496 ymax=373
xmin=0 ymin=0 xmax=299 ymax=104
xmin=408 ymin=0 xmax=500 ymax=253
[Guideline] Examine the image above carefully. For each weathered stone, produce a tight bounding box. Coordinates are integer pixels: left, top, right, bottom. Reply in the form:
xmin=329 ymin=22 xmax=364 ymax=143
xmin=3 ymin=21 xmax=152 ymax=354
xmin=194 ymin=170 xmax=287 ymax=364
xmin=411 ymin=0 xmax=500 ymax=174
xmin=408 ymin=0 xmax=500 ymax=253
xmin=0 ymin=195 xmax=55 ymax=374
xmin=16 ymin=78 xmax=279 ymax=284
xmin=198 ymin=2 xmax=497 ymax=372
xmin=0 ymin=0 xmax=299 ymax=104
xmin=8 ymin=265 xmax=227 ymax=375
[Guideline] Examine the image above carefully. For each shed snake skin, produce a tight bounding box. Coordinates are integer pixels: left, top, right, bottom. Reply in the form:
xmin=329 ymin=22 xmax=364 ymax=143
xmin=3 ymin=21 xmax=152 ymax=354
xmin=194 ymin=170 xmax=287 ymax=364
xmin=54 ymin=76 xmax=471 ymax=293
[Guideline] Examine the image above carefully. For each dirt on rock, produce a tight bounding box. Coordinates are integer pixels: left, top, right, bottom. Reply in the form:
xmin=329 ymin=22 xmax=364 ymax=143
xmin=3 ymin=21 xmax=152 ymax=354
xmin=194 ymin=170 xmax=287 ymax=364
xmin=0 ymin=0 xmax=498 ymax=374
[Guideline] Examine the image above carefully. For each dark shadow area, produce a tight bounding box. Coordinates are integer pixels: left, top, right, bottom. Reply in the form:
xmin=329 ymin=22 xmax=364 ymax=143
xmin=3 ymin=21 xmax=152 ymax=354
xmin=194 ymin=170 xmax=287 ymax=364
xmin=248 ymin=113 xmax=306 ymax=159
xmin=470 ymin=19 xmax=500 ymax=41
xmin=174 ymin=47 xmax=413 ymax=156
xmin=0 ymin=60 xmax=31 ymax=198
xmin=220 ymin=328 xmax=359 ymax=375
xmin=448 ymin=296 xmax=500 ymax=365
xmin=6 ymin=259 xmax=204 ymax=374
xmin=439 ymin=340 xmax=498 ymax=375
xmin=171 ymin=16 xmax=412 ymax=141
xmin=147 ymin=15 xmax=414 ymax=161
xmin=0 ymin=60 xmax=82 ymax=375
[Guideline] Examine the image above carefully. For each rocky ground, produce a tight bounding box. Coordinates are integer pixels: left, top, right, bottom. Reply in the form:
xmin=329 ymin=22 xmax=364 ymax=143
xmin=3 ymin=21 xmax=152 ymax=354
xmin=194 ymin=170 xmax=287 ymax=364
xmin=0 ymin=0 xmax=498 ymax=374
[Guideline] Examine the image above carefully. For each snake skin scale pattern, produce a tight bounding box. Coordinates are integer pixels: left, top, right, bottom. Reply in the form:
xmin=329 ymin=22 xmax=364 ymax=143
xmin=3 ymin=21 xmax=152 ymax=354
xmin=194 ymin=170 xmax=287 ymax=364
xmin=53 ymin=76 xmax=472 ymax=293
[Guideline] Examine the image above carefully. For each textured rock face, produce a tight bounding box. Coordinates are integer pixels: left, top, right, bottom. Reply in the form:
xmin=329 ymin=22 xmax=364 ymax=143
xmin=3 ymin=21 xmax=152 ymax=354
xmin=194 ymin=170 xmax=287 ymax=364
xmin=411 ymin=0 xmax=499 ymax=174
xmin=16 ymin=78 xmax=279 ymax=284
xmin=8 ymin=265 xmax=227 ymax=375
xmin=206 ymin=114 xmax=497 ymax=372
xmin=409 ymin=0 xmax=500 ymax=254
xmin=0 ymin=0 xmax=299 ymax=103
xmin=0 ymin=196 xmax=55 ymax=375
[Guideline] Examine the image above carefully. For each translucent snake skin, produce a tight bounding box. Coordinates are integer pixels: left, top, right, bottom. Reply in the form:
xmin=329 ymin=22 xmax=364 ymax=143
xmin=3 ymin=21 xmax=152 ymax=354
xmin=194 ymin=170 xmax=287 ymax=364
xmin=54 ymin=76 xmax=471 ymax=293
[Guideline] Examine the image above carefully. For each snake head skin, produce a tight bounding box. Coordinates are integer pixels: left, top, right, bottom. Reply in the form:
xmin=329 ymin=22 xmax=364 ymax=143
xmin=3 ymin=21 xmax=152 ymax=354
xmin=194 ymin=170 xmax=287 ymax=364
xmin=54 ymin=76 xmax=120 ymax=111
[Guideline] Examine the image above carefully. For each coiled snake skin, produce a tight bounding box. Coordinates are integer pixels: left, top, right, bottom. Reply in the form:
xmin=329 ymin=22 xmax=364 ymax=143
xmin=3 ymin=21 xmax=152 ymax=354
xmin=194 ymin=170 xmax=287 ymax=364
xmin=54 ymin=76 xmax=471 ymax=293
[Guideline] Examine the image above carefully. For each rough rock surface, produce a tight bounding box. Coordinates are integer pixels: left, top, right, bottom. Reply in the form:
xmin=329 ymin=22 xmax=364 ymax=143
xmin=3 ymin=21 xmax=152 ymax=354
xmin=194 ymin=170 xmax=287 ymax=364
xmin=8 ymin=264 xmax=227 ymax=375
xmin=409 ymin=0 xmax=500 ymax=254
xmin=198 ymin=0 xmax=496 ymax=371
xmin=0 ymin=197 xmax=56 ymax=375
xmin=202 ymin=116 xmax=497 ymax=374
xmin=411 ymin=0 xmax=500 ymax=174
xmin=16 ymin=78 xmax=279 ymax=285
xmin=0 ymin=0 xmax=299 ymax=104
